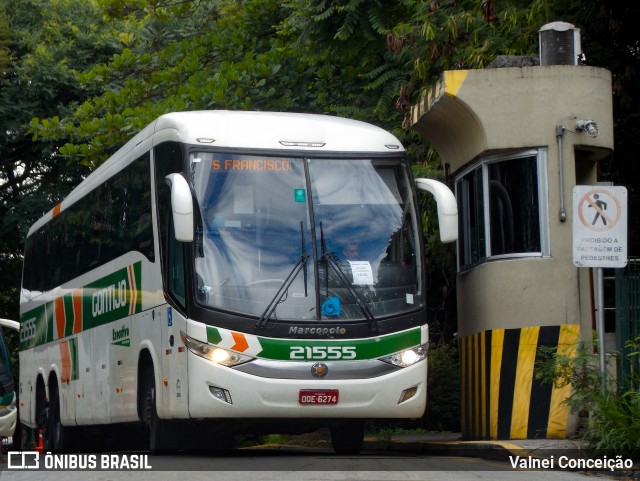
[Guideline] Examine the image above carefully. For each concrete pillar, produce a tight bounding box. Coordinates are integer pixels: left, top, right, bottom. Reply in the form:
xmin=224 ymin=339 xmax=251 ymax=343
xmin=411 ymin=66 xmax=613 ymax=439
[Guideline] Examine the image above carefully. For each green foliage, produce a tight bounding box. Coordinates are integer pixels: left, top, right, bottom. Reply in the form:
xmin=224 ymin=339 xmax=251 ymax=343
xmin=282 ymin=0 xmax=412 ymax=128
xmin=0 ymin=0 xmax=123 ymax=319
xmin=0 ymin=9 xmax=10 ymax=74
xmin=30 ymin=0 xmax=322 ymax=166
xmin=423 ymin=341 xmax=461 ymax=431
xmin=26 ymin=0 xmax=562 ymax=168
xmin=4 ymin=0 xmax=640 ymax=365
xmin=567 ymin=1 xmax=640 ymax=256
xmin=408 ymin=0 xmax=551 ymax=87
xmin=14 ymin=0 xmax=560 ymax=328
xmin=536 ymin=336 xmax=640 ymax=460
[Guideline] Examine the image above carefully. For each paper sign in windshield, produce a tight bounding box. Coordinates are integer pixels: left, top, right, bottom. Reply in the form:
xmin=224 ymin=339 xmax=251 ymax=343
xmin=349 ymin=261 xmax=374 ymax=285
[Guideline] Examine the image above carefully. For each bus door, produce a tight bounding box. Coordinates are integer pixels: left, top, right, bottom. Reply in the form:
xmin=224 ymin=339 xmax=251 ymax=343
xmin=91 ymin=326 xmax=111 ymax=424
xmin=75 ymin=331 xmax=94 ymax=424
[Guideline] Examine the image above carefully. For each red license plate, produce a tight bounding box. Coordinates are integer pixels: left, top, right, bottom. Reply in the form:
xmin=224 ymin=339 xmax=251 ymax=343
xmin=299 ymin=389 xmax=339 ymax=405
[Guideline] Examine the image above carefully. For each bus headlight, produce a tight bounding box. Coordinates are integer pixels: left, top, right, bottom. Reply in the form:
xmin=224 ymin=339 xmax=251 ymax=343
xmin=180 ymin=331 xmax=253 ymax=367
xmin=379 ymin=343 xmax=428 ymax=368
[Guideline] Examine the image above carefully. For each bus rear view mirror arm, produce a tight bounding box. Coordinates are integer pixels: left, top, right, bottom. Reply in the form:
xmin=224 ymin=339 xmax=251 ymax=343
xmin=0 ymin=318 xmax=19 ymax=331
xmin=415 ymin=178 xmax=458 ymax=243
xmin=166 ymin=173 xmax=194 ymax=242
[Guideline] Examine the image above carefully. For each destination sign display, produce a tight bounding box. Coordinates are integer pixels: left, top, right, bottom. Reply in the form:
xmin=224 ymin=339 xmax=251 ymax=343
xmin=211 ymin=158 xmax=291 ymax=172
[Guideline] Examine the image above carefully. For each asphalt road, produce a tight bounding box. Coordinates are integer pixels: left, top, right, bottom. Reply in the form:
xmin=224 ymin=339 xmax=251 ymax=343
xmin=1 ymin=446 xmax=615 ymax=481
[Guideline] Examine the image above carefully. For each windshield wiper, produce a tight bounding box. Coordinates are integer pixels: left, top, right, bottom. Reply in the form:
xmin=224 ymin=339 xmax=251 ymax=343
xmin=319 ymin=222 xmax=378 ymax=333
xmin=255 ymin=222 xmax=308 ymax=329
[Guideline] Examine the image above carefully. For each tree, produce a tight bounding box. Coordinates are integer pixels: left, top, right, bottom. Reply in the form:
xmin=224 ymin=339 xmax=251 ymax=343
xmin=30 ymin=0 xmax=325 ymax=167
xmin=15 ymin=0 xmax=640 ymax=320
xmin=0 ymin=9 xmax=10 ymax=74
xmin=0 ymin=0 xmax=125 ymax=319
xmin=17 ymin=0 xmax=565 ymax=331
xmin=566 ymin=1 xmax=640 ymax=255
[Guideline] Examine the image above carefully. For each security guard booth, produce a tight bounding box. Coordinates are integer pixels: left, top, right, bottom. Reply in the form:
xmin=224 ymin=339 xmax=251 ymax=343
xmin=411 ymin=64 xmax=614 ymax=439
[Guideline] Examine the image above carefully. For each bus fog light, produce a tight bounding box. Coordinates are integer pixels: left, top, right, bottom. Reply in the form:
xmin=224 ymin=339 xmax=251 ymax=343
xmin=398 ymin=386 xmax=418 ymax=404
xmin=379 ymin=343 xmax=428 ymax=368
xmin=209 ymin=385 xmax=233 ymax=404
xmin=181 ymin=331 xmax=253 ymax=367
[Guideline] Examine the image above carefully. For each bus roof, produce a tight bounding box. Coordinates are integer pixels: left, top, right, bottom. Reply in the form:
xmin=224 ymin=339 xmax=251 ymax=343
xmin=155 ymin=111 xmax=404 ymax=151
xmin=27 ymin=111 xmax=405 ymax=236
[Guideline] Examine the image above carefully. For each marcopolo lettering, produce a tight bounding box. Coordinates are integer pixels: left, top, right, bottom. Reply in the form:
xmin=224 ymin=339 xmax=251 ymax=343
xmin=288 ymin=326 xmax=347 ymax=336
xmin=92 ymin=279 xmax=128 ymax=318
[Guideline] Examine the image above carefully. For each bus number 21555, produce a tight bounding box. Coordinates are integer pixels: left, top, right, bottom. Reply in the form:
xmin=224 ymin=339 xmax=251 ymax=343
xmin=290 ymin=346 xmax=356 ymax=360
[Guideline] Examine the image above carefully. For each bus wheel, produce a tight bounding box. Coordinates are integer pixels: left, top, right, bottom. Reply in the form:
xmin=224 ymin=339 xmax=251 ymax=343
xmin=330 ymin=420 xmax=364 ymax=455
xmin=46 ymin=383 xmax=76 ymax=452
xmin=19 ymin=423 xmax=35 ymax=450
xmin=140 ymin=372 xmax=173 ymax=454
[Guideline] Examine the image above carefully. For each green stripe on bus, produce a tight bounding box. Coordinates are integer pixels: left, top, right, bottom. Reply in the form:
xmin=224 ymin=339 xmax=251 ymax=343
xmin=206 ymin=326 xmax=223 ymax=345
xmin=83 ymin=265 xmax=135 ymax=329
xmin=19 ymin=304 xmax=48 ymax=350
xmin=46 ymin=305 xmax=54 ymax=344
xmin=133 ymin=262 xmax=142 ymax=314
xmin=20 ymin=261 xmax=142 ymax=349
xmin=255 ymin=328 xmax=421 ymax=361
xmin=0 ymin=391 xmax=14 ymax=407
xmin=63 ymin=294 xmax=75 ymax=338
xmin=69 ymin=337 xmax=80 ymax=381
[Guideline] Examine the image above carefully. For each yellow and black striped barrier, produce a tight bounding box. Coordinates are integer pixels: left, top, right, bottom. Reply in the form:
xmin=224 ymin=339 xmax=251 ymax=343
xmin=459 ymin=324 xmax=580 ymax=440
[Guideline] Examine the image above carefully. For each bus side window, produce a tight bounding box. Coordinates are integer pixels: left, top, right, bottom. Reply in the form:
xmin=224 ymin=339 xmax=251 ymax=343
xmin=167 ymin=215 xmax=186 ymax=307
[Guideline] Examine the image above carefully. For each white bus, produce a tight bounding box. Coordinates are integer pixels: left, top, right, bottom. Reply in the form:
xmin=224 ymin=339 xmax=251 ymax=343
xmin=19 ymin=111 xmax=457 ymax=454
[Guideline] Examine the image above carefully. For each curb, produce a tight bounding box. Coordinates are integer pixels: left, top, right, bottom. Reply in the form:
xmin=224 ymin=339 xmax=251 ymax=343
xmin=366 ymin=437 xmax=640 ymax=478
xmin=363 ymin=438 xmax=523 ymax=461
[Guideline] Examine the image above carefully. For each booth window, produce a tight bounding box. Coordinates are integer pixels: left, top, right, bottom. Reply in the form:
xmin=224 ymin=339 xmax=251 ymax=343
xmin=455 ymin=149 xmax=549 ymax=271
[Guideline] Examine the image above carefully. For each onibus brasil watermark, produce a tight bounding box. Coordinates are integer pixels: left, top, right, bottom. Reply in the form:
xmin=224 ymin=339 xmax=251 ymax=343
xmin=7 ymin=451 xmax=151 ymax=471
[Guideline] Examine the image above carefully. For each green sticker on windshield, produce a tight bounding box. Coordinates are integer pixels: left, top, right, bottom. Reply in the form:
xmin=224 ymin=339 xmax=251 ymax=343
xmin=294 ymin=189 xmax=306 ymax=202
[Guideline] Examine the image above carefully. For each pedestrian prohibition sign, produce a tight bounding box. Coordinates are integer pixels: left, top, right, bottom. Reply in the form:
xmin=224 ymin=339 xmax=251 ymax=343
xmin=573 ymin=185 xmax=627 ymax=268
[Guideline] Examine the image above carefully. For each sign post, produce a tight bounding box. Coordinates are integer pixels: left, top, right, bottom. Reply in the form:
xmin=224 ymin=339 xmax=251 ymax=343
xmin=573 ymin=185 xmax=628 ymax=388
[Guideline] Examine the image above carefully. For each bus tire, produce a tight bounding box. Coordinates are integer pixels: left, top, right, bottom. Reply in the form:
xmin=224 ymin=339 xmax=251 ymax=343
xmin=46 ymin=380 xmax=76 ymax=452
xmin=19 ymin=423 xmax=35 ymax=450
xmin=139 ymin=367 xmax=173 ymax=454
xmin=330 ymin=420 xmax=364 ymax=455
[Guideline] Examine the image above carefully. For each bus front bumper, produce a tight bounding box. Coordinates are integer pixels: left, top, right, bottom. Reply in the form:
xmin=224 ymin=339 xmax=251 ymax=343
xmin=186 ymin=351 xmax=427 ymax=419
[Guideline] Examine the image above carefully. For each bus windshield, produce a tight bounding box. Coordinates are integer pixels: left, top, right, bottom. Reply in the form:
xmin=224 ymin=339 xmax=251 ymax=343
xmin=191 ymin=152 xmax=423 ymax=322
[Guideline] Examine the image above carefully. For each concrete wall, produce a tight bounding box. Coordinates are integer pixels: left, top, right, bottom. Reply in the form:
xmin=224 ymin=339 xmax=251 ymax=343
xmin=412 ymin=65 xmax=614 ymax=440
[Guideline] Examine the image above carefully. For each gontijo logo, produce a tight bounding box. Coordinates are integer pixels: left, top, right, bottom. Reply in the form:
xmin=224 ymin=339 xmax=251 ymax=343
xmin=92 ymin=279 xmax=127 ymax=317
xmin=84 ymin=263 xmax=141 ymax=328
xmin=19 ymin=262 xmax=142 ymax=350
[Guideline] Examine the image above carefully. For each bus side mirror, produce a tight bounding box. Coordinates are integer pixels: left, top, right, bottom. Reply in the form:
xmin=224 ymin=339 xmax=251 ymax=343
xmin=0 ymin=318 xmax=19 ymax=331
xmin=415 ymin=178 xmax=458 ymax=243
xmin=166 ymin=173 xmax=194 ymax=242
